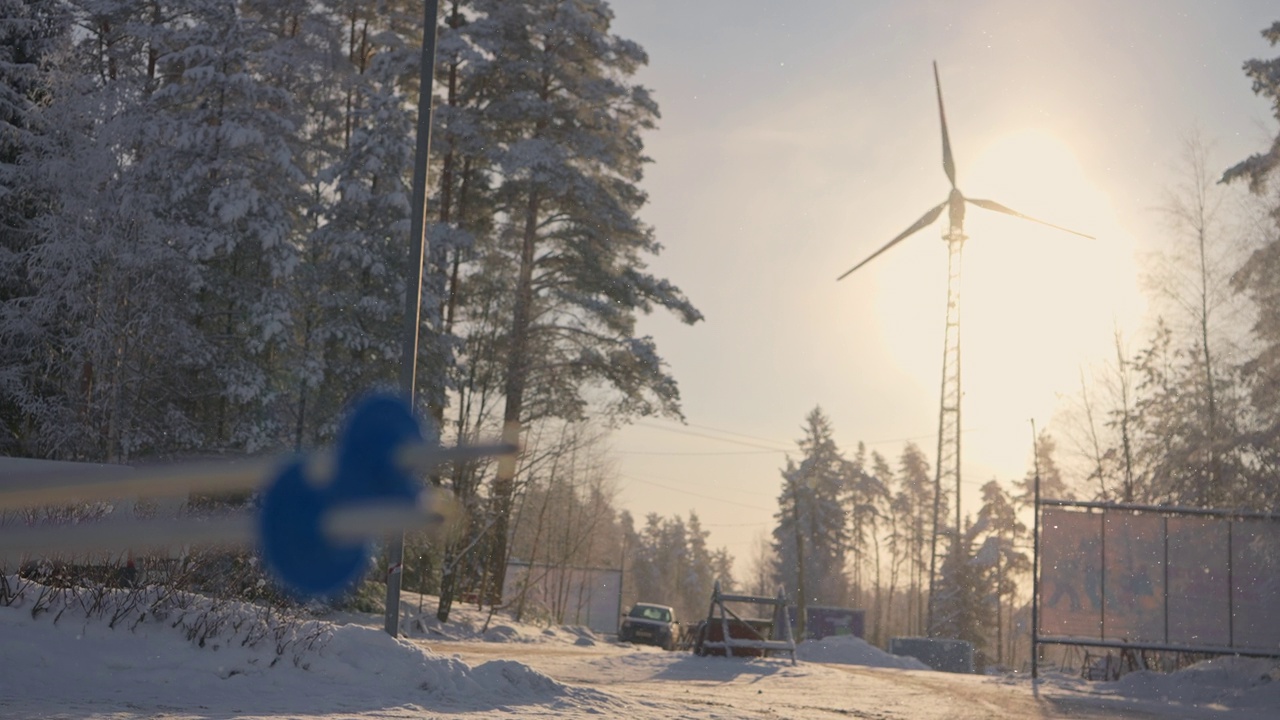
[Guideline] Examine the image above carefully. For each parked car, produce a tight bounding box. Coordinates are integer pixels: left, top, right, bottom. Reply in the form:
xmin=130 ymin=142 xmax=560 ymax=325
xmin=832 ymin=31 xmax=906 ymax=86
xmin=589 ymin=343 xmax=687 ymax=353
xmin=618 ymin=602 xmax=678 ymax=650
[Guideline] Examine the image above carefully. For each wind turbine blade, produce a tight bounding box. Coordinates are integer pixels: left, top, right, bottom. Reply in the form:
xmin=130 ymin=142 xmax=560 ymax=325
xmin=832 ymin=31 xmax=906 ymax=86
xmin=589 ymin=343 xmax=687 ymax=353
xmin=934 ymin=61 xmax=956 ymax=188
xmin=966 ymin=198 xmax=1095 ymax=239
xmin=837 ymin=200 xmax=949 ymax=280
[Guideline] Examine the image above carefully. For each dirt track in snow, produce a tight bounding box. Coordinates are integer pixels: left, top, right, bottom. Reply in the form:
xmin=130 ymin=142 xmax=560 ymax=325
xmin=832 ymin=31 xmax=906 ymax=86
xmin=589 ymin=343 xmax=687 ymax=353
xmin=415 ymin=639 xmax=1231 ymax=719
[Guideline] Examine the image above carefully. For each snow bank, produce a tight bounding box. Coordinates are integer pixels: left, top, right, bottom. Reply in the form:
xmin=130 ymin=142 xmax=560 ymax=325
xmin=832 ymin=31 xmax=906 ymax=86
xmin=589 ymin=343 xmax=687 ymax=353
xmin=1106 ymin=656 xmax=1280 ymax=712
xmin=395 ymin=599 xmax=601 ymax=646
xmin=318 ymin=624 xmax=587 ymax=700
xmin=795 ymin=634 xmax=929 ymax=670
xmin=0 ymin=579 xmax=581 ymax=711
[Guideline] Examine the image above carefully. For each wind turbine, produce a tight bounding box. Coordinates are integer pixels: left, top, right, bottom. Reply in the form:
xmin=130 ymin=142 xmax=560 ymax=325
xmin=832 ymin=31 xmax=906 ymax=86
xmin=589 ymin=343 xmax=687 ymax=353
xmin=837 ymin=61 xmax=1092 ymax=635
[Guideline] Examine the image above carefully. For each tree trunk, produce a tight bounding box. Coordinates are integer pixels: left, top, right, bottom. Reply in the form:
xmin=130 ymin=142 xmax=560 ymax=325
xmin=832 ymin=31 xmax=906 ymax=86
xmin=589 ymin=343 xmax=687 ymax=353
xmin=484 ymin=189 xmax=540 ymax=604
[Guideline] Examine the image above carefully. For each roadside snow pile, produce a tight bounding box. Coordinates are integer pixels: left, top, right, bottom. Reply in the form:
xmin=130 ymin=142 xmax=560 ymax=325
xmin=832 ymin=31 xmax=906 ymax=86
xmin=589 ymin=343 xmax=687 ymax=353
xmin=0 ymin=578 xmax=588 ymax=711
xmin=480 ymin=624 xmax=600 ymax=645
xmin=395 ymin=600 xmax=601 ymax=646
xmin=796 ymin=634 xmax=929 ymax=670
xmin=323 ymin=624 xmax=575 ymax=700
xmin=1 ymin=576 xmax=336 ymax=665
xmin=425 ymin=617 xmax=601 ymax=645
xmin=1106 ymin=657 xmax=1280 ymax=712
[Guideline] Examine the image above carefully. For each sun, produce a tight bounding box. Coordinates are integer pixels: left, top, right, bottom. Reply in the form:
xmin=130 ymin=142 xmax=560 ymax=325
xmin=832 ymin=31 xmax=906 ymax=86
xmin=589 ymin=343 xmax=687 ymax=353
xmin=873 ymin=128 xmax=1144 ymax=480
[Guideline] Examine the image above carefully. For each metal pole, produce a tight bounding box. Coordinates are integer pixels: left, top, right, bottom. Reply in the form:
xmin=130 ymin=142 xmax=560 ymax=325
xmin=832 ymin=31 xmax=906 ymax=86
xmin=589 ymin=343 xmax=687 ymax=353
xmin=617 ymin=533 xmax=626 ymax=636
xmin=1100 ymin=510 xmax=1107 ymax=641
xmin=385 ymin=0 xmax=442 ymax=638
xmin=1228 ymin=521 xmax=1235 ymax=649
xmin=1162 ymin=517 xmax=1169 ymax=645
xmin=1031 ymin=419 xmax=1041 ymax=679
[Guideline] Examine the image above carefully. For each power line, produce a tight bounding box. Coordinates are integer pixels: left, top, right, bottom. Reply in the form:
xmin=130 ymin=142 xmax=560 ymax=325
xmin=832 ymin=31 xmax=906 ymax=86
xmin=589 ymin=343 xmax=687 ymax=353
xmin=629 ymin=419 xmax=984 ymax=454
xmin=630 ymin=421 xmax=792 ymax=452
xmin=660 ymin=419 xmax=797 ymax=448
xmin=620 ymin=474 xmax=774 ymax=512
xmin=701 ymin=521 xmax=770 ymax=528
xmin=615 ymin=449 xmax=785 ymax=456
xmin=859 ymin=431 xmax=939 ymax=447
xmin=622 ymin=419 xmax=1020 ymax=482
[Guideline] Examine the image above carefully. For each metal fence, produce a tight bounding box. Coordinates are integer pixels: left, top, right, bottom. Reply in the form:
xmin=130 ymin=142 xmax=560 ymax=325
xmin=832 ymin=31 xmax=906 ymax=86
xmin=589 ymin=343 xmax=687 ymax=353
xmin=1034 ymin=500 xmax=1280 ymax=663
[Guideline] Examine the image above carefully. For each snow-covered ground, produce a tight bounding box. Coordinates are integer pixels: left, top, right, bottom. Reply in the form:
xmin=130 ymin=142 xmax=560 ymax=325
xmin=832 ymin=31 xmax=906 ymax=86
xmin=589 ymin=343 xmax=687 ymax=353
xmin=2 ymin=579 xmax=1278 ymax=719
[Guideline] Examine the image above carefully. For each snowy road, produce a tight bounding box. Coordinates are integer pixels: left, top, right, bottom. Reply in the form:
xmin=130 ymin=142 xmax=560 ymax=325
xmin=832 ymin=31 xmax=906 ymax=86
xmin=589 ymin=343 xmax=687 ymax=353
xmin=4 ymin=588 xmax=1273 ymax=719
xmin=414 ymin=639 xmax=1230 ymax=719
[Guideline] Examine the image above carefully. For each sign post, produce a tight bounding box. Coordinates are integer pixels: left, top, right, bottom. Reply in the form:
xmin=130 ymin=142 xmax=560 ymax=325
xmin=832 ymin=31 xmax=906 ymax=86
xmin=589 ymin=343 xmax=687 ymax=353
xmin=386 ymin=0 xmax=442 ymax=638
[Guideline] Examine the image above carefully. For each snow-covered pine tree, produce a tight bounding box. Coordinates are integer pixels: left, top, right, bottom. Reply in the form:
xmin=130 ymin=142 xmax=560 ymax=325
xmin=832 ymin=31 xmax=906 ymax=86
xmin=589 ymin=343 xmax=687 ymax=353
xmin=1220 ymin=21 xmax=1280 ymax=510
xmin=13 ymin=82 xmax=211 ymax=460
xmin=0 ymin=0 xmax=65 ymax=245
xmin=773 ymin=407 xmax=853 ymax=618
xmin=0 ymin=0 xmax=69 ymax=455
xmin=465 ymin=0 xmax=702 ymax=600
xmin=0 ymin=1 xmax=229 ymax=461
xmin=293 ymin=2 xmax=420 ymax=448
xmin=235 ymin=0 xmax=371 ymax=449
xmin=931 ymin=516 xmax=997 ymax=658
xmin=142 ymin=0 xmax=310 ymax=451
xmin=427 ymin=0 xmax=510 ymax=622
xmin=424 ymin=0 xmax=493 ymax=421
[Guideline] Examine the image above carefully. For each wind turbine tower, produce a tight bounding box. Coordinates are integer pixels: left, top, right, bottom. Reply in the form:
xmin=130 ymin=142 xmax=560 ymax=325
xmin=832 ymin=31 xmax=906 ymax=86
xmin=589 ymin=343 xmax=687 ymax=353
xmin=837 ymin=62 xmax=1092 ymax=634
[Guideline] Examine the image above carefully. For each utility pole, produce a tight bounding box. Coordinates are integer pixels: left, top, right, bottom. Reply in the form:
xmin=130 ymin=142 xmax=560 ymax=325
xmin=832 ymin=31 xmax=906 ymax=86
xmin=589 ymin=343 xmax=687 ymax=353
xmin=385 ymin=0 xmax=442 ymax=638
xmin=789 ymin=461 xmax=808 ymax=641
xmin=1031 ymin=419 xmax=1042 ymax=678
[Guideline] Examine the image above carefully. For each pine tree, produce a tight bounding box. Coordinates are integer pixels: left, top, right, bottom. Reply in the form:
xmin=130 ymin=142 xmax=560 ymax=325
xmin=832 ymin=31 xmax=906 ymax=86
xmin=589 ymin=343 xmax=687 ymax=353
xmin=773 ymin=407 xmax=853 ymax=625
xmin=974 ymin=480 xmax=1028 ymax=666
xmin=683 ymin=512 xmax=715 ymax=615
xmin=865 ymin=449 xmax=893 ymax=644
xmin=429 ymin=0 xmax=509 ymax=622
xmin=931 ymin=484 xmax=1030 ymax=667
xmin=114 ymin=0 xmax=313 ymax=451
xmin=2 ymin=0 xmax=219 ymax=461
xmin=1221 ymin=21 xmax=1280 ymax=195
xmin=13 ymin=101 xmax=210 ymax=459
xmin=1222 ymin=19 xmax=1280 ymax=510
xmin=0 ymin=0 xmax=69 ymax=455
xmin=619 ymin=510 xmax=733 ymax=625
xmin=845 ymin=442 xmax=888 ymax=609
xmin=295 ymin=6 xmax=418 ymax=448
xmin=932 ymin=516 xmax=997 ymax=659
xmin=0 ymin=0 xmax=66 ymax=239
xmin=1013 ymin=431 xmax=1073 ymax=509
xmin=893 ymin=441 xmax=938 ymax=635
xmin=469 ymin=0 xmax=702 ymax=601
xmin=625 ymin=512 xmax=664 ymax=606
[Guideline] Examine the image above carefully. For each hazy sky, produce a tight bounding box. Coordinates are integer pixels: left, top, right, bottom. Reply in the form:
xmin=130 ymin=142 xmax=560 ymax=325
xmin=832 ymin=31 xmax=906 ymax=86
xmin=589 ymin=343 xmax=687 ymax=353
xmin=598 ymin=1 xmax=1279 ymax=567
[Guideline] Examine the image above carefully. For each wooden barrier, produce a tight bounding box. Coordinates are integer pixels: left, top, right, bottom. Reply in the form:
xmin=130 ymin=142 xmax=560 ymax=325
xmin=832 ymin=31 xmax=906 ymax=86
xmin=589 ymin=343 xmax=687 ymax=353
xmin=693 ymin=581 xmax=796 ymax=665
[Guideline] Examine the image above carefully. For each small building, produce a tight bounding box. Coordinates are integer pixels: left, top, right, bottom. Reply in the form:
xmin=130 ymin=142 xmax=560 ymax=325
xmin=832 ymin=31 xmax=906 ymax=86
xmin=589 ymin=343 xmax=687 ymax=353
xmin=789 ymin=605 xmax=866 ymax=641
